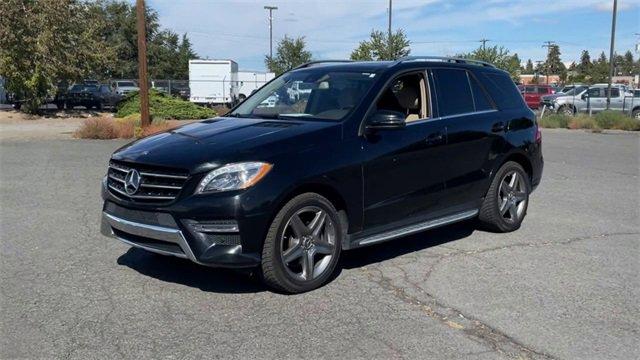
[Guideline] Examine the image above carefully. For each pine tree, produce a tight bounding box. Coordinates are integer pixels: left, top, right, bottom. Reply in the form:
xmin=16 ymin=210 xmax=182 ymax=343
xmin=350 ymin=29 xmax=410 ymax=61
xmin=524 ymin=59 xmax=534 ymax=74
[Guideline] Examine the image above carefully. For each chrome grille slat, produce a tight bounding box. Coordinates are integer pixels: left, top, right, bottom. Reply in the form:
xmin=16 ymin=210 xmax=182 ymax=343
xmin=140 ymin=183 xmax=182 ymax=190
xmin=139 ymin=172 xmax=188 ymax=180
xmin=107 ymin=160 xmax=189 ymax=204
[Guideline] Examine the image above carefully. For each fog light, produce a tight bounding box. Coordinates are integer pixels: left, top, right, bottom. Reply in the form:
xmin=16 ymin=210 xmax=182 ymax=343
xmin=189 ymin=220 xmax=239 ymax=233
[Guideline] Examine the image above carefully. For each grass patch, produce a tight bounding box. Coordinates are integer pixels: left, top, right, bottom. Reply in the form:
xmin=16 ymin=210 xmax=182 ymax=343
xmin=116 ymin=90 xmax=216 ymax=120
xmin=73 ymin=117 xmax=116 ymax=139
xmin=538 ymin=114 xmax=569 ymax=129
xmin=568 ymin=116 xmax=599 ymax=130
xmin=594 ymin=111 xmax=640 ymax=131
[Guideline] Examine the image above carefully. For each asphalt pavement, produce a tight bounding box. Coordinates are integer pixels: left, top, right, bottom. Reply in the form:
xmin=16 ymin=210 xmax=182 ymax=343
xmin=1 ymin=129 xmax=638 ymax=359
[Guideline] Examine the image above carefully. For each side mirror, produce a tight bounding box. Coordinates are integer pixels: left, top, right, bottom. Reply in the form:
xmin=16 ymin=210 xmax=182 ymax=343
xmin=581 ymin=93 xmax=588 ymax=100
xmin=366 ymin=110 xmax=406 ymax=130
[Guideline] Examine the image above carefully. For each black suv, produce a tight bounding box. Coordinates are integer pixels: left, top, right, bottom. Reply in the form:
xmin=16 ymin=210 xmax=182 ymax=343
xmin=101 ymin=57 xmax=543 ymax=293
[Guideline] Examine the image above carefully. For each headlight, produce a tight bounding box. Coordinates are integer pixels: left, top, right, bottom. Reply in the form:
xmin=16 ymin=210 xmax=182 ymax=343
xmin=195 ymin=162 xmax=273 ymax=194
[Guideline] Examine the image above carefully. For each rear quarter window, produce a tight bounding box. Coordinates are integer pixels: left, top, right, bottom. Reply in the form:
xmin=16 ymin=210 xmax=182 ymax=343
xmin=479 ymin=72 xmax=526 ymax=110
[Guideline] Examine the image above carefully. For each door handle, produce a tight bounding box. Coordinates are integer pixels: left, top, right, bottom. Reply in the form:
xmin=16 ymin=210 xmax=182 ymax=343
xmin=425 ymin=132 xmax=444 ymax=145
xmin=491 ymin=122 xmax=505 ymax=133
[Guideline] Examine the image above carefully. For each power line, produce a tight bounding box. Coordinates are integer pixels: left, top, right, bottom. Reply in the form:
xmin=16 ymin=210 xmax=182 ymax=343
xmin=479 ymin=38 xmax=491 ymax=50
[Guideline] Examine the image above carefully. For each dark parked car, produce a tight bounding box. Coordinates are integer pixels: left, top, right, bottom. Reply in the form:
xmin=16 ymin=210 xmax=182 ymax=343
xmin=65 ymin=84 xmax=122 ymax=110
xmin=100 ymin=57 xmax=543 ymax=293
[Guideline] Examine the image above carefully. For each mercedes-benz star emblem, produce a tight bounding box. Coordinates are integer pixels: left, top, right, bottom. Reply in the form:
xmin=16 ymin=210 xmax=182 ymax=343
xmin=124 ymin=169 xmax=141 ymax=195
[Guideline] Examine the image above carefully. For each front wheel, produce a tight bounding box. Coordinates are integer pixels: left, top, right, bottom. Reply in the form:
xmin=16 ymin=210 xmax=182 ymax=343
xmin=558 ymin=105 xmax=574 ymax=116
xmin=632 ymin=108 xmax=640 ymax=120
xmin=261 ymin=193 xmax=343 ymax=293
xmin=478 ymin=161 xmax=530 ymax=232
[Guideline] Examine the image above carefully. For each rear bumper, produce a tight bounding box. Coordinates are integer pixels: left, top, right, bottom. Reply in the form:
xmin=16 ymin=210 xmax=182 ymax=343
xmin=100 ymin=209 xmax=261 ymax=268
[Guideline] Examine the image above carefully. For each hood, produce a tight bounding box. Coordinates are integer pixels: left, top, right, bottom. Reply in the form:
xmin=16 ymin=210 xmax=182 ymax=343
xmin=541 ymin=93 xmax=565 ymax=101
xmin=111 ymin=117 xmax=341 ymax=173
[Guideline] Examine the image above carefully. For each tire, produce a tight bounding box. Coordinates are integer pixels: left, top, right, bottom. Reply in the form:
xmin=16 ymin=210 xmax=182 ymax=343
xmin=238 ymin=94 xmax=247 ymax=102
xmin=261 ymin=193 xmax=343 ymax=293
xmin=65 ymin=102 xmax=74 ymax=110
xmin=632 ymin=108 xmax=640 ymax=120
xmin=96 ymin=102 xmax=103 ymax=111
xmin=55 ymin=102 xmax=64 ymax=110
xmin=478 ymin=161 xmax=531 ymax=232
xmin=13 ymin=103 xmax=21 ymax=110
xmin=558 ymin=105 xmax=574 ymax=116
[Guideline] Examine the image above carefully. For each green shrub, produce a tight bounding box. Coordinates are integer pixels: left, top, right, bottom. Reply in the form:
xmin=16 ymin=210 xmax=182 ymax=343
xmin=538 ymin=114 xmax=569 ymax=129
xmin=610 ymin=116 xmax=640 ymax=131
xmin=568 ymin=116 xmax=599 ymax=130
xmin=594 ymin=111 xmax=631 ymax=129
xmin=116 ymin=90 xmax=216 ymax=120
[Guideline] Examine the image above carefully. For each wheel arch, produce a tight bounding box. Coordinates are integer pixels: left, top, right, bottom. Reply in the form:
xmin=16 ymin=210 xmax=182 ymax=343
xmin=497 ymin=152 xmax=533 ymax=184
xmin=270 ymin=182 xmax=353 ymax=241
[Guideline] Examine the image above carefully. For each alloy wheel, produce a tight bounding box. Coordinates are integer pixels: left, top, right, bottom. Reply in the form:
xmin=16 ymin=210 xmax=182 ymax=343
xmin=280 ymin=206 xmax=336 ymax=281
xmin=497 ymin=171 xmax=528 ymax=223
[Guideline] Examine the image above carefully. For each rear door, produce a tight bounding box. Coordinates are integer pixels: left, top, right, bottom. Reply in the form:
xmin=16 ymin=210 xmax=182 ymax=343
xmin=432 ymin=68 xmax=505 ymax=209
xmin=606 ymin=87 xmax=624 ymax=111
xmin=523 ymin=86 xmax=537 ymax=108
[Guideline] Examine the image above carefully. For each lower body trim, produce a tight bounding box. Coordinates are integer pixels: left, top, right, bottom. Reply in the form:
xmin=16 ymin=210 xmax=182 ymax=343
xmin=356 ymin=209 xmax=478 ymax=247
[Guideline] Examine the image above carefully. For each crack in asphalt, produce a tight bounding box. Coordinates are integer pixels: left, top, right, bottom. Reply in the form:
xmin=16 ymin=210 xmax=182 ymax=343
xmin=360 ymin=231 xmax=640 ymax=360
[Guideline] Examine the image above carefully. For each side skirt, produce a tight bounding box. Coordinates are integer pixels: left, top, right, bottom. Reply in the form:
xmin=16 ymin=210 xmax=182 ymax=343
xmin=349 ymin=209 xmax=478 ymax=248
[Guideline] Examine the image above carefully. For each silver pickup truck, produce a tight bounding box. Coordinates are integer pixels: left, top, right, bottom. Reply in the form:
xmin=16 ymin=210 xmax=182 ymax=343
xmin=547 ymin=84 xmax=640 ymax=118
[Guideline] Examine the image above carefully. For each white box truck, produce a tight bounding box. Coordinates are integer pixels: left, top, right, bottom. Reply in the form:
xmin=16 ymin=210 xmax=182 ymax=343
xmin=189 ymin=59 xmax=238 ymax=107
xmin=237 ymin=71 xmax=276 ymax=100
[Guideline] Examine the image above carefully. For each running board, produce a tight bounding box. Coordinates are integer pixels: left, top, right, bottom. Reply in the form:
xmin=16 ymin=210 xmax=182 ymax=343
xmin=355 ymin=209 xmax=478 ymax=247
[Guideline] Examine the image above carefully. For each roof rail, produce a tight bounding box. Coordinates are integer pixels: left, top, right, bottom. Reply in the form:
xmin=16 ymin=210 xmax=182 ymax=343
xmin=293 ymin=60 xmax=354 ymax=70
xmin=396 ymin=56 xmax=496 ymax=68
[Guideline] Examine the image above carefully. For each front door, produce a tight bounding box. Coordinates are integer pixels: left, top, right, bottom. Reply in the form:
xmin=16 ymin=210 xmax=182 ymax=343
xmin=362 ymin=72 xmax=446 ymax=229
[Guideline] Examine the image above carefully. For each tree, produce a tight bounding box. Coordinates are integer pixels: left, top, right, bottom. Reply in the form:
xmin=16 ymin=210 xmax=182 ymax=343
xmin=524 ymin=59 xmax=534 ymax=74
xmin=541 ymin=45 xmax=566 ymax=81
xmin=457 ymin=45 xmax=521 ymax=81
xmin=590 ymin=52 xmax=610 ymax=83
xmin=265 ymin=36 xmax=312 ymax=75
xmin=89 ymin=0 xmax=197 ymax=80
xmin=350 ymin=29 xmax=410 ymax=61
xmin=620 ymin=50 xmax=635 ymax=76
xmin=0 ymin=0 xmax=113 ymax=113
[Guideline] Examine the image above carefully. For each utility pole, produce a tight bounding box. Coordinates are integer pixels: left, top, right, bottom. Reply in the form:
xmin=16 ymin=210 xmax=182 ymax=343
xmin=606 ymin=0 xmax=617 ymax=110
xmin=264 ymin=6 xmax=278 ymax=60
xmin=136 ymin=0 xmax=150 ymax=128
xmin=479 ymin=38 xmax=490 ymax=51
xmin=388 ymin=0 xmax=392 ymax=59
xmin=542 ymin=41 xmax=556 ymax=85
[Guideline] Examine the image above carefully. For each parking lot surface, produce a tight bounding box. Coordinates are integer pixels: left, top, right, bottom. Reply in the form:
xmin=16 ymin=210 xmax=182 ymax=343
xmin=1 ymin=129 xmax=638 ymax=359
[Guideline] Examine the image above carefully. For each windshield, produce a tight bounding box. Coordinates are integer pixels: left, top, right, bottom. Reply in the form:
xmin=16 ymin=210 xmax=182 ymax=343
xmin=117 ymin=81 xmax=137 ymax=87
xmin=230 ymin=69 xmax=378 ymax=121
xmin=70 ymin=85 xmax=97 ymax=92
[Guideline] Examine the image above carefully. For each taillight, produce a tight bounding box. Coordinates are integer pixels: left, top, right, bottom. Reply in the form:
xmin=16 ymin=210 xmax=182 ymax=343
xmin=535 ymin=125 xmax=542 ymax=143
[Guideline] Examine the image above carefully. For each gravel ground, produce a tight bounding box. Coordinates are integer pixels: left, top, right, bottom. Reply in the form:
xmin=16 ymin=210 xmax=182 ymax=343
xmin=1 ymin=129 xmax=638 ymax=359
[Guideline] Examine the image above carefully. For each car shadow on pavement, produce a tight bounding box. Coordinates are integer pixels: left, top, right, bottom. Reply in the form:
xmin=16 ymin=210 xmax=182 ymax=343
xmin=117 ymin=248 xmax=267 ymax=294
xmin=116 ymin=221 xmax=475 ymax=294
xmin=340 ymin=221 xmax=475 ymax=269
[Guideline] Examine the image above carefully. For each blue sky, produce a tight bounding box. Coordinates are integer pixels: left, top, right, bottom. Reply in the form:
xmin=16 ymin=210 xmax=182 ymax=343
xmin=147 ymin=0 xmax=640 ymax=71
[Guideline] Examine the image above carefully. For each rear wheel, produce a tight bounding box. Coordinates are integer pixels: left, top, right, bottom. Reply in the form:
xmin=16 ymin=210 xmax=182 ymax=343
xmin=632 ymin=108 xmax=640 ymax=120
xmin=478 ymin=161 xmax=530 ymax=232
xmin=261 ymin=193 xmax=342 ymax=293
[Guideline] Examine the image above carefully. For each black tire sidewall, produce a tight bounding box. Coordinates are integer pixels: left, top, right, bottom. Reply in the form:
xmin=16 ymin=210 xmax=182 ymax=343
xmin=262 ymin=193 xmax=343 ymax=293
xmin=482 ymin=162 xmax=531 ymax=232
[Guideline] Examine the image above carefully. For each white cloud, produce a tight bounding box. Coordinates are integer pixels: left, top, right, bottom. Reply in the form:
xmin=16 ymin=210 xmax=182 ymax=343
xmin=148 ymin=0 xmax=640 ymax=71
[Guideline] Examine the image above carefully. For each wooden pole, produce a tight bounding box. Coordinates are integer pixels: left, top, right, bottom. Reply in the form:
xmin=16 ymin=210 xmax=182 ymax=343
xmin=136 ymin=0 xmax=150 ymax=127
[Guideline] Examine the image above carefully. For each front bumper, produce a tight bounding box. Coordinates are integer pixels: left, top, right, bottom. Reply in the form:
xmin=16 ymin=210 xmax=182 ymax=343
xmin=100 ymin=204 xmax=261 ymax=268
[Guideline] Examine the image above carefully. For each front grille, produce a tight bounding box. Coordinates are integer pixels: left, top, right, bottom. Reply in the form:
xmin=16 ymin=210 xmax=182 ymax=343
xmin=107 ymin=160 xmax=189 ymax=204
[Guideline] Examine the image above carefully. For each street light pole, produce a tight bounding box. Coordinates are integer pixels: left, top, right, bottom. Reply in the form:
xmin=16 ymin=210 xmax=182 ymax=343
xmin=136 ymin=0 xmax=150 ymax=128
xmin=606 ymin=0 xmax=617 ymax=110
xmin=388 ymin=0 xmax=392 ymax=45
xmin=264 ymin=6 xmax=278 ymax=60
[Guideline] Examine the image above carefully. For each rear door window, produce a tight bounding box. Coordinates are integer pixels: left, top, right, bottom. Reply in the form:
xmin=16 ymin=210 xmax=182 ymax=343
xmin=538 ymin=87 xmax=549 ymax=94
xmin=432 ymin=68 xmax=474 ymax=116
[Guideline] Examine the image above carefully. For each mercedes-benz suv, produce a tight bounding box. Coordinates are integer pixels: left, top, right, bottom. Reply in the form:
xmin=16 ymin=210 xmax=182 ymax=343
xmin=101 ymin=57 xmax=543 ymax=293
